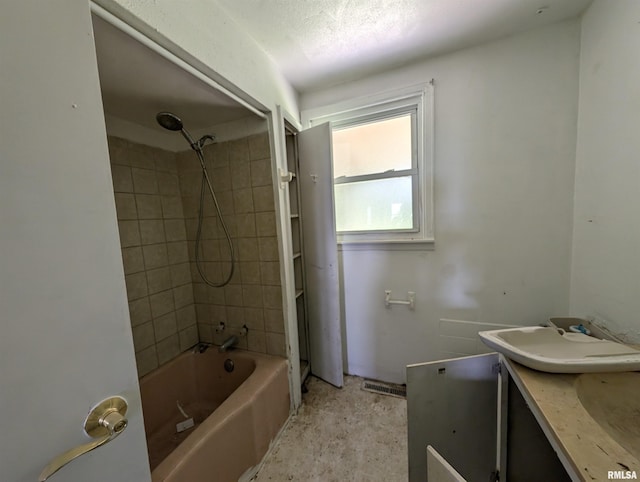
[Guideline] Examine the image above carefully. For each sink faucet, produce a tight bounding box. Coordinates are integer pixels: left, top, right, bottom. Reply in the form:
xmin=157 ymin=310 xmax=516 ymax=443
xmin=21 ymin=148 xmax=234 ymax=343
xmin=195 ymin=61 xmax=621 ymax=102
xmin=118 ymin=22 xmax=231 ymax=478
xmin=219 ymin=335 xmax=238 ymax=352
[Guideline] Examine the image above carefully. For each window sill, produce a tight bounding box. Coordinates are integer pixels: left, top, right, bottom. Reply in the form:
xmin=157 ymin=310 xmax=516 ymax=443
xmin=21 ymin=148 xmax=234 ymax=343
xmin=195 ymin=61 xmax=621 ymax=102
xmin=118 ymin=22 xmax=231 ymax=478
xmin=337 ymin=238 xmax=435 ymax=251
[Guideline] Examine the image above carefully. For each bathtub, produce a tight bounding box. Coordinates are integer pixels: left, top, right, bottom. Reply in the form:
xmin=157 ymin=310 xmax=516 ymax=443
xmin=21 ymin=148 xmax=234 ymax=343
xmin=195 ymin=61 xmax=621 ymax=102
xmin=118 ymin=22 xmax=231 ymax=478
xmin=139 ymin=348 xmax=290 ymax=482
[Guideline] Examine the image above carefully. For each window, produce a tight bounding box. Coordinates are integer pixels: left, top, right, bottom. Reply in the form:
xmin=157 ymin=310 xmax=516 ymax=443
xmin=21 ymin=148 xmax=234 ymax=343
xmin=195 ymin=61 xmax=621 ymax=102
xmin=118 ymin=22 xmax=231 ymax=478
xmin=304 ymin=83 xmax=434 ymax=247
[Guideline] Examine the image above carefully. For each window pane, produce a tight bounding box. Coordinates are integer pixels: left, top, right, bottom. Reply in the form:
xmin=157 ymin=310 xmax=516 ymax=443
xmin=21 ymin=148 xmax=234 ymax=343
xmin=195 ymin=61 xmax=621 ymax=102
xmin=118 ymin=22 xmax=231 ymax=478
xmin=332 ymin=114 xmax=412 ymax=178
xmin=334 ymin=176 xmax=413 ymax=232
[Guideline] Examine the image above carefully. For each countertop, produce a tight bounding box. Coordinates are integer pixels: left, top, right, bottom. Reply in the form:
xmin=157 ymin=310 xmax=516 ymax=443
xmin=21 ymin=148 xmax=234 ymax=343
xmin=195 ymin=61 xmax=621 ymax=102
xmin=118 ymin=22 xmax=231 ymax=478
xmin=503 ymin=356 xmax=640 ymax=482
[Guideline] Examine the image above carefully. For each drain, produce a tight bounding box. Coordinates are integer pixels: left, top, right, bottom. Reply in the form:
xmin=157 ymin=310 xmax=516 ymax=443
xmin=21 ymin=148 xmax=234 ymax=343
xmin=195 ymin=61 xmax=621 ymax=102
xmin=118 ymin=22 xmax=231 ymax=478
xmin=362 ymin=380 xmax=407 ymax=399
xmin=224 ymin=359 xmax=234 ymax=373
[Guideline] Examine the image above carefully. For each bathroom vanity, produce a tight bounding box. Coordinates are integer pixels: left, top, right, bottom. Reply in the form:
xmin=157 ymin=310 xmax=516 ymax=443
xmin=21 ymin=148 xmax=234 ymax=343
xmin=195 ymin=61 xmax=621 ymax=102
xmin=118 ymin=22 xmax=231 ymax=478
xmin=407 ymin=353 xmax=640 ymax=481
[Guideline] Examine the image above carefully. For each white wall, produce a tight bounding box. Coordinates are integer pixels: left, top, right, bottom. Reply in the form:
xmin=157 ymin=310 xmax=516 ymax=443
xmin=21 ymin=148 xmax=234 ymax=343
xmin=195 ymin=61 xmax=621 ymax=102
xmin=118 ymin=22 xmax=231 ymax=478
xmin=303 ymin=20 xmax=581 ymax=383
xmin=570 ymin=1 xmax=640 ymax=342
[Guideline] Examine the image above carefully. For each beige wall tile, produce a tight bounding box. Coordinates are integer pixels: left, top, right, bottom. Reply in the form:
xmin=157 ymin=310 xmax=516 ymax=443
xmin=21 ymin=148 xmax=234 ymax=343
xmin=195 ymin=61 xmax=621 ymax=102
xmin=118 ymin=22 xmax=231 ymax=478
xmin=248 ymin=132 xmax=270 ymax=161
xmin=238 ymin=238 xmax=259 ymax=261
xmin=179 ymin=171 xmax=202 ymax=197
xmin=149 ymin=290 xmax=175 ymax=318
xmin=211 ymin=166 xmax=232 ymax=192
xmin=209 ymin=142 xmax=229 ymax=167
xmin=114 ymin=193 xmax=138 ymax=220
xmin=125 ymin=272 xmax=148 ymax=301
xmin=260 ymin=261 xmax=281 ymax=286
xmin=230 ymin=161 xmax=251 ymax=190
xmin=240 ymin=261 xmax=261 ymax=285
xmin=161 ymin=196 xmax=183 ymax=219
xmin=228 ymin=138 xmax=249 ymax=163
xmin=226 ymin=306 xmax=244 ymax=324
xmin=121 ymin=246 xmax=144 ymax=275
xmin=147 ymin=266 xmax=172 ymax=294
xmin=179 ymin=325 xmax=199 ymax=351
xmin=132 ymin=168 xmax=158 ymax=194
xmin=255 ymin=212 xmax=277 ymax=237
xmin=157 ymin=172 xmax=180 ymax=196
xmin=153 ymin=312 xmax=177 ymax=341
xmin=136 ymin=194 xmax=162 ymax=219
xmin=217 ymin=190 xmax=234 ymax=215
xmin=258 ymin=236 xmax=279 ymax=261
xmin=118 ymin=220 xmax=141 ymax=248
xmin=233 ymin=188 xmax=254 ymax=213
xmin=164 ymin=219 xmax=187 ymax=242
xmin=127 ymin=145 xmax=154 ymax=170
xmin=154 ymin=149 xmax=178 ymax=173
xmin=198 ymin=322 xmax=213 ymax=344
xmin=135 ymin=346 xmax=158 ymax=377
xmin=132 ymin=321 xmax=155 ymax=352
xmin=236 ymin=213 xmax=256 ymax=237
xmin=250 ymin=159 xmax=272 ymax=187
xmin=177 ymin=148 xmax=200 ymax=171
xmin=263 ymin=285 xmax=282 ymax=310
xmin=247 ymin=330 xmax=267 ymax=353
xmin=196 ymin=303 xmax=210 ymax=323
xmin=129 ymin=297 xmax=151 ymax=327
xmin=192 ymin=283 xmax=208 ymax=304
xmin=176 ymin=304 xmax=196 ymax=330
xmin=142 ymin=244 xmax=169 ymax=269
xmin=167 ymin=241 xmax=189 ymax=265
xmin=224 ymin=284 xmax=243 ymax=307
xmin=111 ymin=164 xmax=133 ymax=193
xmin=157 ymin=335 xmax=180 ymax=365
xmin=243 ymin=285 xmax=264 ymax=308
xmin=210 ymin=304 xmax=226 ymax=321
xmin=170 ymin=263 xmax=191 ymax=288
xmin=252 ymin=185 xmax=275 ymax=212
xmin=266 ymin=332 xmax=286 ymax=357
xmin=243 ymin=307 xmax=265 ymax=332
xmin=140 ymin=219 xmax=166 ymax=245
xmin=173 ymin=284 xmax=194 ymax=309
xmin=264 ymin=309 xmax=285 ymax=334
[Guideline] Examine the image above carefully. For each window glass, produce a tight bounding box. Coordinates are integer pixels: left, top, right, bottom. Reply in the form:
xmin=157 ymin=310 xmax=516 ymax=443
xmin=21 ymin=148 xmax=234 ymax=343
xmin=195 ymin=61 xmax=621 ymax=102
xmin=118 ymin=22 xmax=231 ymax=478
xmin=332 ymin=114 xmax=412 ymax=178
xmin=334 ymin=176 xmax=413 ymax=232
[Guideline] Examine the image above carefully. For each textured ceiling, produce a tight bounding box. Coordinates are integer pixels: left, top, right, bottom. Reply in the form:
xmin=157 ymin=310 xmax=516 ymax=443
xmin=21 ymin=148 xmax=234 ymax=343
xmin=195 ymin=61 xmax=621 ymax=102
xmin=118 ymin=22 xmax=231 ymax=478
xmin=215 ymin=0 xmax=593 ymax=92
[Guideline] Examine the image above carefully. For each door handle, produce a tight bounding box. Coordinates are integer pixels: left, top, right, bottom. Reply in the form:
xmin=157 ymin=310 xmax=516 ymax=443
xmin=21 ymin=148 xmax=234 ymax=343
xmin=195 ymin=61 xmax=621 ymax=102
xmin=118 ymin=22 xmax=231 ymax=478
xmin=38 ymin=396 xmax=128 ymax=482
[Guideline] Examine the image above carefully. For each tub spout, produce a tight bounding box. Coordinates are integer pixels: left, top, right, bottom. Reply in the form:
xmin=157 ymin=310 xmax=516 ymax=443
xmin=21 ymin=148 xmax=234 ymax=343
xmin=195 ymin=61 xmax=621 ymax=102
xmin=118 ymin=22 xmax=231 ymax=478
xmin=219 ymin=335 xmax=238 ymax=352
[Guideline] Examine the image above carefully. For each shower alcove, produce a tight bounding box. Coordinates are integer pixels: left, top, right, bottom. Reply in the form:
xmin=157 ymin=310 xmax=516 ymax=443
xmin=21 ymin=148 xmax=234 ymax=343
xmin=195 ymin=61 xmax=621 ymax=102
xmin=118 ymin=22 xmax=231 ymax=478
xmin=91 ymin=12 xmax=291 ymax=375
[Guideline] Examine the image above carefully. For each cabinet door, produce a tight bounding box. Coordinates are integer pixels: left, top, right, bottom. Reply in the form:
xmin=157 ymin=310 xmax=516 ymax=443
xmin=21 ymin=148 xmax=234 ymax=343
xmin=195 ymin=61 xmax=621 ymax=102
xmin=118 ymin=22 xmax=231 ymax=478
xmin=297 ymin=123 xmax=343 ymax=388
xmin=407 ymin=354 xmax=499 ymax=482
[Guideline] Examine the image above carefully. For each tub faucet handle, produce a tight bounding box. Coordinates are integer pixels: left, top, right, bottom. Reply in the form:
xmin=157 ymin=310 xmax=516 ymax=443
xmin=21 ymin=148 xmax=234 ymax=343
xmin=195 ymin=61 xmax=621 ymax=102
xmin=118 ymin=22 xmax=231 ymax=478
xmin=215 ymin=322 xmax=225 ymax=333
xmin=239 ymin=325 xmax=248 ymax=337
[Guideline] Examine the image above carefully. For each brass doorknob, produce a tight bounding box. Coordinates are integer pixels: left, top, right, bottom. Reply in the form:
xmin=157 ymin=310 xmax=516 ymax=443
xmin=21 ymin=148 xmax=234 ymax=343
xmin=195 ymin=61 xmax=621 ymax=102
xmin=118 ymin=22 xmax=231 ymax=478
xmin=38 ymin=396 xmax=128 ymax=482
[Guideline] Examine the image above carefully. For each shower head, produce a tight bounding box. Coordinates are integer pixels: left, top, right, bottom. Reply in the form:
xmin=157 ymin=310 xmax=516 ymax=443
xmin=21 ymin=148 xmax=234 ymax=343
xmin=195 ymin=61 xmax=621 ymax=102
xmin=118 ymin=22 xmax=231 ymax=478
xmin=156 ymin=111 xmax=197 ymax=149
xmin=156 ymin=112 xmax=183 ymax=131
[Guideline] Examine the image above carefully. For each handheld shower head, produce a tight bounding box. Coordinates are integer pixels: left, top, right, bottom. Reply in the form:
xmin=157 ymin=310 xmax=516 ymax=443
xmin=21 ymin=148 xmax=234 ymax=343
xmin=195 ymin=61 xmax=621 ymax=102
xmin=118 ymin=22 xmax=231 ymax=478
xmin=156 ymin=111 xmax=196 ymax=148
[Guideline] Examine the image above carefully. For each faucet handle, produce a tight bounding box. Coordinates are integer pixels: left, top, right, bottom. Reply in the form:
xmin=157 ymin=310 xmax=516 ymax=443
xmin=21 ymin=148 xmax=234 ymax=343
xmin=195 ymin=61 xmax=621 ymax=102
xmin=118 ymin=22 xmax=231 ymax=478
xmin=215 ymin=322 xmax=225 ymax=333
xmin=239 ymin=325 xmax=248 ymax=337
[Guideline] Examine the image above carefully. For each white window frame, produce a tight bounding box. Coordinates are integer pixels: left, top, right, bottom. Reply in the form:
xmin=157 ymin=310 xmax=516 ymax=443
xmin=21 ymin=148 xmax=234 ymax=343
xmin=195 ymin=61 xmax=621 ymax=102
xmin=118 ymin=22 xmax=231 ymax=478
xmin=303 ymin=82 xmax=434 ymax=249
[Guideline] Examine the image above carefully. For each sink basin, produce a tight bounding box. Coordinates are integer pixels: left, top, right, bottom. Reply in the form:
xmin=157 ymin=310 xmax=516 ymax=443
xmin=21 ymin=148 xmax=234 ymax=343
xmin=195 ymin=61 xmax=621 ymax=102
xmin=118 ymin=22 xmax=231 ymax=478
xmin=576 ymin=372 xmax=640 ymax=460
xmin=478 ymin=326 xmax=640 ymax=373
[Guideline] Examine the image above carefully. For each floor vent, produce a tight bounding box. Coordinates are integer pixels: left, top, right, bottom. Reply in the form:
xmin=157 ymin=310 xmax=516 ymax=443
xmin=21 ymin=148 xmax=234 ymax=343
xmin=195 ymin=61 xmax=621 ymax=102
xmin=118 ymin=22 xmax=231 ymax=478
xmin=362 ymin=380 xmax=407 ymax=399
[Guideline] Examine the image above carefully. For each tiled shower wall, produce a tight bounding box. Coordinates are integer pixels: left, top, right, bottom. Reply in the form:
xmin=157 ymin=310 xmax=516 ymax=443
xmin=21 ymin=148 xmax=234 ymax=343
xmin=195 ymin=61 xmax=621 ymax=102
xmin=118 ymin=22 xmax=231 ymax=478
xmin=108 ymin=137 xmax=197 ymax=377
xmin=177 ymin=132 xmax=286 ymax=358
xmin=108 ymin=131 xmax=286 ymax=377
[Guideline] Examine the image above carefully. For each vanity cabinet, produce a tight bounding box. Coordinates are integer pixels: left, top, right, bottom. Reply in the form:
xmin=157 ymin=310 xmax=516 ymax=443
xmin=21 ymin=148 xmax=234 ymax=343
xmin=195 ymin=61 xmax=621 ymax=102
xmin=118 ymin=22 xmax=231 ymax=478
xmin=407 ymin=354 xmax=572 ymax=482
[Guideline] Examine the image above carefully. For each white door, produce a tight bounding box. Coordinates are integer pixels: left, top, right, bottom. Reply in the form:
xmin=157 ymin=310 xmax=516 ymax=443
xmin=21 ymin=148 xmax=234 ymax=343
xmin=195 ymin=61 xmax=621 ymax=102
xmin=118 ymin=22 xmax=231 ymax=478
xmin=297 ymin=123 xmax=344 ymax=388
xmin=0 ymin=2 xmax=150 ymax=481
